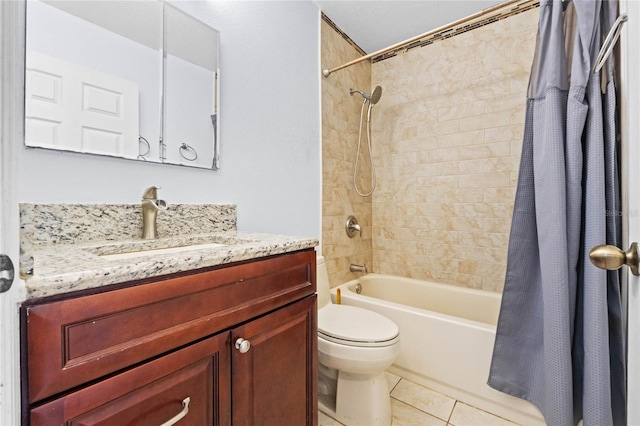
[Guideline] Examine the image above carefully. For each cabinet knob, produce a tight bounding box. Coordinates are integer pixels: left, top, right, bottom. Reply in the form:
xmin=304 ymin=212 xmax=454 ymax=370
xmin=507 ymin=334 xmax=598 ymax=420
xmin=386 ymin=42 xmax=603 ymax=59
xmin=235 ymin=337 xmax=251 ymax=353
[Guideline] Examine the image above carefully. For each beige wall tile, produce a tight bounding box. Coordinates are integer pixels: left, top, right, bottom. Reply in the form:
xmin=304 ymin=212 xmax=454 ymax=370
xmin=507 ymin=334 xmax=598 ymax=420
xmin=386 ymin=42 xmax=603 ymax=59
xmin=458 ymin=142 xmax=511 ymax=160
xmin=438 ymin=130 xmax=485 ymax=148
xmin=322 ymin=9 xmax=538 ymax=293
xmin=459 ymin=112 xmax=511 ymax=132
xmin=458 ymin=172 xmax=511 ymax=189
xmin=321 ymin=18 xmax=373 ymax=288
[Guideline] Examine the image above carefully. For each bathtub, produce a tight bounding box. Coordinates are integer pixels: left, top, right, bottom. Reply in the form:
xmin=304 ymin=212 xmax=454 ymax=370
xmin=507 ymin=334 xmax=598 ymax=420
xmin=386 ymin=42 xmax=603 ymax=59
xmin=333 ymin=274 xmax=545 ymax=425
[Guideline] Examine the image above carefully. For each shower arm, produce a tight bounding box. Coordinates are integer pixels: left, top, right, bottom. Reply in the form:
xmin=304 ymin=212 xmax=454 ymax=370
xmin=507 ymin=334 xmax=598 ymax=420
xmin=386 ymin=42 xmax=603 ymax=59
xmin=350 ymin=86 xmax=382 ymax=105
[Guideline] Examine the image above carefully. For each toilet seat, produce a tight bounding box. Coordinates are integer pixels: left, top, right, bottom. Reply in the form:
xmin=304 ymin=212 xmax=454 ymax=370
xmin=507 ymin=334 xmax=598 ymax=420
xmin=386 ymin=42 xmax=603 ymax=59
xmin=318 ymin=304 xmax=399 ymax=347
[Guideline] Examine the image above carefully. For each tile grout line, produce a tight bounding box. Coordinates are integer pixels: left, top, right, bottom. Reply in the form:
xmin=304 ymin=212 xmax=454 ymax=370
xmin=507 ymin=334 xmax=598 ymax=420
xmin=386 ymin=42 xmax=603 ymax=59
xmin=389 ymin=377 xmax=402 ymax=394
xmin=389 ymin=393 xmax=459 ymax=424
xmin=446 ymin=400 xmax=459 ymax=426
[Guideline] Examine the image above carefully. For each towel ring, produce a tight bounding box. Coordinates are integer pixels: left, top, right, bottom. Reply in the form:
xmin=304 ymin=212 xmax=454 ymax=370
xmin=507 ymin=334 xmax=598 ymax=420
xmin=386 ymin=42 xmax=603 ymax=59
xmin=138 ymin=136 xmax=150 ymax=159
xmin=179 ymin=143 xmax=198 ymax=161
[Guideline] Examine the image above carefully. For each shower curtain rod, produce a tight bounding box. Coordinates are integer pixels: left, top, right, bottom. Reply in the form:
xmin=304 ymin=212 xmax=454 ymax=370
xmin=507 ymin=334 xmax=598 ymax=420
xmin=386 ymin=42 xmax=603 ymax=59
xmin=322 ymin=0 xmax=536 ymax=77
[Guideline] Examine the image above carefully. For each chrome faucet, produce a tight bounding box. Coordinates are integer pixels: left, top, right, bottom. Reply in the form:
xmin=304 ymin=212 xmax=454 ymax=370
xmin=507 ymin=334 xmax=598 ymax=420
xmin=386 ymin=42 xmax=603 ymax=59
xmin=141 ymin=186 xmax=167 ymax=239
xmin=350 ymin=264 xmax=368 ymax=273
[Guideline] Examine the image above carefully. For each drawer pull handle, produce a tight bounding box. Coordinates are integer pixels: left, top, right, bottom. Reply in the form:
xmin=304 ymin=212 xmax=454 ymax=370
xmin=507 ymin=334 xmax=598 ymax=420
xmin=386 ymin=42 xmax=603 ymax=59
xmin=160 ymin=397 xmax=190 ymax=426
xmin=235 ymin=337 xmax=251 ymax=353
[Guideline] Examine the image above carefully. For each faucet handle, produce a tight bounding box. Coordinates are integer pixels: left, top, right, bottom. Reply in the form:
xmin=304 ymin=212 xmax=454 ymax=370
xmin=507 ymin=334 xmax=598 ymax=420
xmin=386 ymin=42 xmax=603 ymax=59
xmin=142 ymin=186 xmax=160 ymax=200
xmin=345 ymin=215 xmax=362 ymax=238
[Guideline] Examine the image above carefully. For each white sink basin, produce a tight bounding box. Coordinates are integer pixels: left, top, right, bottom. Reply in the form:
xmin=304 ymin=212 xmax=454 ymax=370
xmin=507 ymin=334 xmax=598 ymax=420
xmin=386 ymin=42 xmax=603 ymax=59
xmin=98 ymin=242 xmax=228 ymax=260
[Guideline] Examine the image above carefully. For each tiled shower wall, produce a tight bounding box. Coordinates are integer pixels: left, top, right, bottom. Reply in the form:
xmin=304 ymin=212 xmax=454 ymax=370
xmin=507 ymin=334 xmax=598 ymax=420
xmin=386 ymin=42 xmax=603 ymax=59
xmin=370 ymin=9 xmax=539 ymax=292
xmin=321 ymin=16 xmax=373 ymax=287
xmin=321 ymin=9 xmax=539 ymax=292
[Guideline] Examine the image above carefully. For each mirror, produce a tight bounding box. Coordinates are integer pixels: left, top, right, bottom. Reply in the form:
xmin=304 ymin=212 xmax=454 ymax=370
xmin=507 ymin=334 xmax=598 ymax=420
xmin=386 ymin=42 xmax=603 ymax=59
xmin=162 ymin=2 xmax=219 ymax=168
xmin=24 ymin=0 xmax=220 ymax=170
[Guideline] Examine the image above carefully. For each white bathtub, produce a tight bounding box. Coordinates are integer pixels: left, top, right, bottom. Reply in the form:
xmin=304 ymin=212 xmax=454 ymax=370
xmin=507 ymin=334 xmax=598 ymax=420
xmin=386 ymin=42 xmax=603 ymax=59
xmin=333 ymin=274 xmax=545 ymax=425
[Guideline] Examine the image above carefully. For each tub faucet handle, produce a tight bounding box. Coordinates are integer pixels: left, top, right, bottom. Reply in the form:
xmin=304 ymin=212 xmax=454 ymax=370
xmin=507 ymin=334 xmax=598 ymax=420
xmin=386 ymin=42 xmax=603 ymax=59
xmin=346 ymin=215 xmax=362 ymax=238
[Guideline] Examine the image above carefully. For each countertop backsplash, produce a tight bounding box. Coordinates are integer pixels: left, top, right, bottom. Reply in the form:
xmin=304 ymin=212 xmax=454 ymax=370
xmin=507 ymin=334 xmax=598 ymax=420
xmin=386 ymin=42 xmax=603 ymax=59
xmin=20 ymin=203 xmax=237 ymax=276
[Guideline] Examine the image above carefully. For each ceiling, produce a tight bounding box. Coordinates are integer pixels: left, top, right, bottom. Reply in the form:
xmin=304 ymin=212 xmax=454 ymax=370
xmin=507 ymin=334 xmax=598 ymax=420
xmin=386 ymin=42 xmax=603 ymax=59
xmin=312 ymin=0 xmax=503 ymax=54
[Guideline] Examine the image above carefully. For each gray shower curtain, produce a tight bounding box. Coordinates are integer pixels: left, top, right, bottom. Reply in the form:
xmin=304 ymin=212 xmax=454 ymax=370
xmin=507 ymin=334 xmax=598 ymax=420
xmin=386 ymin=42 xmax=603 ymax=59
xmin=488 ymin=1 xmax=625 ymax=425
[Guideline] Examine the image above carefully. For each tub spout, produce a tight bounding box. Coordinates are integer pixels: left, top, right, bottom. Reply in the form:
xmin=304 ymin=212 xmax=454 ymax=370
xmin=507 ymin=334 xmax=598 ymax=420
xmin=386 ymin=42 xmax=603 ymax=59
xmin=141 ymin=186 xmax=167 ymax=239
xmin=350 ymin=264 xmax=367 ymax=273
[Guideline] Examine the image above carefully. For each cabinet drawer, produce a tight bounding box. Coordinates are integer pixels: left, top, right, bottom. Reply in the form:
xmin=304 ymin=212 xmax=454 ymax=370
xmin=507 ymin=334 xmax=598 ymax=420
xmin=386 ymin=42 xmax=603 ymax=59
xmin=24 ymin=250 xmax=315 ymax=403
xmin=30 ymin=332 xmax=230 ymax=426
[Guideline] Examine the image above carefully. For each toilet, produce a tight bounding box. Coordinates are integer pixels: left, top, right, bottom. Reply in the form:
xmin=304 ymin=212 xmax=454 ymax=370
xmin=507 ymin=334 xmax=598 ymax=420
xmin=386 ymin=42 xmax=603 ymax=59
xmin=316 ymin=256 xmax=400 ymax=426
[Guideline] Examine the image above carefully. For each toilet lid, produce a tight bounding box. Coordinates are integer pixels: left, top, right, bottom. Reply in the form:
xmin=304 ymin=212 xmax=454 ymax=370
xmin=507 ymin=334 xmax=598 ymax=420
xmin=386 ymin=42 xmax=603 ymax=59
xmin=318 ymin=304 xmax=399 ymax=347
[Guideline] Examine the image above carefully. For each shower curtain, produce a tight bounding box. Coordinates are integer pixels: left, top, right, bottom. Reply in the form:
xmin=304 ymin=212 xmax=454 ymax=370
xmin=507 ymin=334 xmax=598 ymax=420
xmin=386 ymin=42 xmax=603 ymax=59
xmin=488 ymin=1 xmax=625 ymax=425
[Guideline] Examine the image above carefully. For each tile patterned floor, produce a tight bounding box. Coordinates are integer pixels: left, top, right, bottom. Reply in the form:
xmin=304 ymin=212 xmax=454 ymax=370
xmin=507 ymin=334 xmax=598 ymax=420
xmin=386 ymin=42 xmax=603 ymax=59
xmin=318 ymin=372 xmax=521 ymax=426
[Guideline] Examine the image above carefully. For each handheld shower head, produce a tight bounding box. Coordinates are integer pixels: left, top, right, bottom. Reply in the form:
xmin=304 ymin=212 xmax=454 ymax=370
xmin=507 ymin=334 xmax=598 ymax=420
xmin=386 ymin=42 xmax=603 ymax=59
xmin=349 ymin=86 xmax=383 ymax=105
xmin=368 ymin=86 xmax=382 ymax=105
xmin=350 ymin=86 xmax=381 ymax=197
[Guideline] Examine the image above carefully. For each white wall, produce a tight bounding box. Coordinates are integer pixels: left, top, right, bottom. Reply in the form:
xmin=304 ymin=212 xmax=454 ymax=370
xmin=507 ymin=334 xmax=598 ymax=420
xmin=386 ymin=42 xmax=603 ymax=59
xmin=19 ymin=1 xmax=322 ymax=239
xmin=164 ymin=53 xmax=215 ymax=168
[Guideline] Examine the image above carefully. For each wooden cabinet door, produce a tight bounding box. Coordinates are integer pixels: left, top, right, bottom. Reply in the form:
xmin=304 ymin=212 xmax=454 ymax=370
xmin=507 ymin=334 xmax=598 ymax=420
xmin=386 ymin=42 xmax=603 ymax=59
xmin=231 ymin=295 xmax=317 ymax=426
xmin=30 ymin=333 xmax=231 ymax=426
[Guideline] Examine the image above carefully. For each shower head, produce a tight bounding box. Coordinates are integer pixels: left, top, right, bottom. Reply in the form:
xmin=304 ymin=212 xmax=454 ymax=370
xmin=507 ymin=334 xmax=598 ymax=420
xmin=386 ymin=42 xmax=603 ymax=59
xmin=349 ymin=86 xmax=383 ymax=105
xmin=368 ymin=86 xmax=382 ymax=105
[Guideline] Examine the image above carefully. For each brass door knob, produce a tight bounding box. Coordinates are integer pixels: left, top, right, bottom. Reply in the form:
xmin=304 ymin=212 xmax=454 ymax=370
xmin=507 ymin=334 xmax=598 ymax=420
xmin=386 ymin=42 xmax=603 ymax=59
xmin=589 ymin=242 xmax=639 ymax=276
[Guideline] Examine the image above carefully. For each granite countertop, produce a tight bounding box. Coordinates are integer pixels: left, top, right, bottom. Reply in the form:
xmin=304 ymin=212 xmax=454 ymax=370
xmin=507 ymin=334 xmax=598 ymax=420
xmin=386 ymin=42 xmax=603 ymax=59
xmin=25 ymin=232 xmax=318 ymax=300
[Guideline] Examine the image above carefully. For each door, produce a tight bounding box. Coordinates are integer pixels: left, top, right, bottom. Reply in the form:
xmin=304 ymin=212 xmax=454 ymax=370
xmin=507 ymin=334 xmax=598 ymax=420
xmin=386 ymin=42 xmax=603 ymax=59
xmin=0 ymin=1 xmax=26 ymax=425
xmin=231 ymin=295 xmax=317 ymax=426
xmin=620 ymin=0 xmax=640 ymax=424
xmin=25 ymin=51 xmax=140 ymax=158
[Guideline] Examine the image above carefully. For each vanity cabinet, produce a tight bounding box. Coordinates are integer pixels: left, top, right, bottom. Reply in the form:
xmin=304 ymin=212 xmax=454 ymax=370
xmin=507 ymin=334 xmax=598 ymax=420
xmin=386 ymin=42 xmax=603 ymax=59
xmin=22 ymin=250 xmax=318 ymax=425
